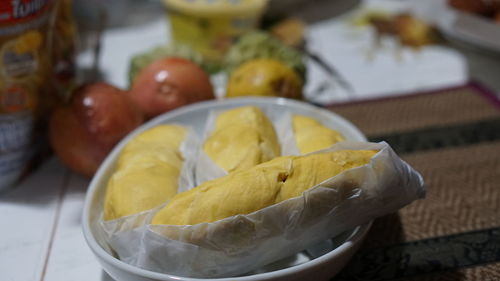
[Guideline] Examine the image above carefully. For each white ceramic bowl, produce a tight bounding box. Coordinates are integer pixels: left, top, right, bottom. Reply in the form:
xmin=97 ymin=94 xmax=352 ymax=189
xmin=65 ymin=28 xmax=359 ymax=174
xmin=82 ymin=97 xmax=372 ymax=281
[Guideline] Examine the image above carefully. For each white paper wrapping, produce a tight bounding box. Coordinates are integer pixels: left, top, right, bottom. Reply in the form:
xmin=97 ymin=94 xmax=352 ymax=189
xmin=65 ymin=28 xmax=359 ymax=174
xmin=176 ymin=127 xmax=199 ymax=193
xmin=100 ymin=141 xmax=425 ymax=278
xmin=275 ymin=111 xmax=301 ymax=156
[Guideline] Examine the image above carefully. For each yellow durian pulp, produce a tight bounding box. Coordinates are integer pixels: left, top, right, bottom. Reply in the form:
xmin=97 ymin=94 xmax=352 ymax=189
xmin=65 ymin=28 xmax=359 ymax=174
xmin=152 ymin=149 xmax=376 ymax=226
xmin=203 ymin=106 xmax=280 ymax=172
xmin=117 ymin=124 xmax=186 ymax=169
xmin=104 ymin=125 xmax=186 ymax=221
xmin=293 ymin=115 xmax=345 ymax=154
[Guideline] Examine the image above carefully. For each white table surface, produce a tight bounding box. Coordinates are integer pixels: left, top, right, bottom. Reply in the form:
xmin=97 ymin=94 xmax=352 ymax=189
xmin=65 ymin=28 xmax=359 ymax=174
xmin=2 ymin=0 xmax=499 ymax=280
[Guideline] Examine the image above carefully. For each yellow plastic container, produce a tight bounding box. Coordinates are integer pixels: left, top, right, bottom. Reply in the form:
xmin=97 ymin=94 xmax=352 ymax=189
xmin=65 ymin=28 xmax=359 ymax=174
xmin=163 ymin=0 xmax=267 ymax=62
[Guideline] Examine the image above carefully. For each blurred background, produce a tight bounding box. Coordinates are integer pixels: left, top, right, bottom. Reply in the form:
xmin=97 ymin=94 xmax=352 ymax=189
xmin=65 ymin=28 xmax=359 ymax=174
xmin=34 ymin=0 xmax=495 ymax=179
xmin=73 ymin=0 xmax=500 ymax=101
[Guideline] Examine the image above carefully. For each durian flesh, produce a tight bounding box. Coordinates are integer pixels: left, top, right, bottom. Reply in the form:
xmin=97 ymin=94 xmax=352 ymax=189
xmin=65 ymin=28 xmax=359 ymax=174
xmin=104 ymin=125 xmax=186 ymax=221
xmin=293 ymin=115 xmax=345 ymax=154
xmin=203 ymin=106 xmax=281 ymax=172
xmin=152 ymin=149 xmax=376 ymax=226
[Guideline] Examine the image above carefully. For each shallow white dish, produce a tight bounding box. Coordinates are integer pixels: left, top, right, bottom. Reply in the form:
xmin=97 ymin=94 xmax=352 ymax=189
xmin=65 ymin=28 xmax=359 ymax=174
xmin=82 ymin=97 xmax=371 ymax=281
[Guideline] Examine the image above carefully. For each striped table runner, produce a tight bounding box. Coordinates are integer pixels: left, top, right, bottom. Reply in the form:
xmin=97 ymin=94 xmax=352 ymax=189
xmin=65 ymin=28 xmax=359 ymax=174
xmin=328 ymin=83 xmax=500 ymax=281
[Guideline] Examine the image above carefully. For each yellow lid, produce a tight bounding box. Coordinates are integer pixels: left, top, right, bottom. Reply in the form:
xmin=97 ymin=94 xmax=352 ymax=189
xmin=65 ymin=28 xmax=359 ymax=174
xmin=163 ymin=0 xmax=268 ymax=18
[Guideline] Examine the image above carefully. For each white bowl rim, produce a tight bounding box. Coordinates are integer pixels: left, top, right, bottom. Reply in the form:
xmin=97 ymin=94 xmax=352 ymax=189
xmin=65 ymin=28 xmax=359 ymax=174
xmin=82 ymin=97 xmax=371 ymax=281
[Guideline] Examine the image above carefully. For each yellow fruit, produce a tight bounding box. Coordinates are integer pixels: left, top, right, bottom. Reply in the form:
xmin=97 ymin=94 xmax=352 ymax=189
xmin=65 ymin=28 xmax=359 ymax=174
xmin=104 ymin=158 xmax=180 ymax=221
xmin=203 ymin=106 xmax=280 ymax=172
xmin=293 ymin=115 xmax=345 ymax=154
xmin=116 ymin=125 xmax=186 ymax=169
xmin=104 ymin=125 xmax=186 ymax=220
xmin=152 ymin=149 xmax=376 ymax=225
xmin=226 ymin=59 xmax=303 ymax=99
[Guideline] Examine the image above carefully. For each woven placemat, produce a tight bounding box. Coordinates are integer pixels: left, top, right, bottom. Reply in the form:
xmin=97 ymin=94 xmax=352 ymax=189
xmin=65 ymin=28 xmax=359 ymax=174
xmin=328 ymin=83 xmax=500 ymax=281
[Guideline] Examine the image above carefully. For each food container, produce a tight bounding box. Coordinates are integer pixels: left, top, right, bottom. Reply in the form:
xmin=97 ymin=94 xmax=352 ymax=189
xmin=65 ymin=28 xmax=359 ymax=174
xmin=162 ymin=0 xmax=268 ymax=63
xmin=0 ymin=0 xmax=76 ymax=192
xmin=83 ymin=97 xmax=371 ymax=281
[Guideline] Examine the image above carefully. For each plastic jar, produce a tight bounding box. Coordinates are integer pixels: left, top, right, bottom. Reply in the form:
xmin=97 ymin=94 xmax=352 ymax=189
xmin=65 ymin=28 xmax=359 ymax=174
xmin=162 ymin=0 xmax=268 ymax=63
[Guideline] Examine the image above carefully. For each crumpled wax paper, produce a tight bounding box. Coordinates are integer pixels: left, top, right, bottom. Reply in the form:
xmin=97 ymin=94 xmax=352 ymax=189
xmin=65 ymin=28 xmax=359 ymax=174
xmin=275 ymin=111 xmax=302 ymax=156
xmin=99 ymin=141 xmax=425 ymax=278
